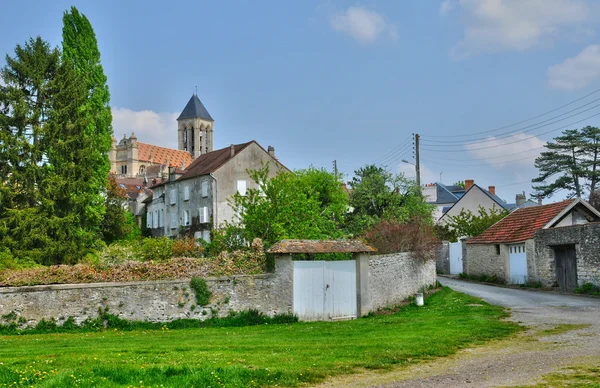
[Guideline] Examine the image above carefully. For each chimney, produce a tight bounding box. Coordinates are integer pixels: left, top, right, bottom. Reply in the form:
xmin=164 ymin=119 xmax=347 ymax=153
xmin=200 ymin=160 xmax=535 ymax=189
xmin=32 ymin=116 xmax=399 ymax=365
xmin=488 ymin=186 xmax=496 ymax=195
xmin=465 ymin=179 xmax=474 ymax=191
xmin=268 ymin=145 xmax=275 ymax=157
xmin=230 ymin=144 xmax=235 ymax=158
xmin=537 ymin=195 xmax=543 ymax=205
xmin=516 ymin=192 xmax=526 ymax=206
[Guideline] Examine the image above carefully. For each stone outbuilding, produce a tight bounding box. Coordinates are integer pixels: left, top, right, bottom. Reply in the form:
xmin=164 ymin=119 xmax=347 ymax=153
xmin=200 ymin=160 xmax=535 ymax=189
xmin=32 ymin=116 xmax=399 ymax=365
xmin=464 ymin=198 xmax=600 ymax=290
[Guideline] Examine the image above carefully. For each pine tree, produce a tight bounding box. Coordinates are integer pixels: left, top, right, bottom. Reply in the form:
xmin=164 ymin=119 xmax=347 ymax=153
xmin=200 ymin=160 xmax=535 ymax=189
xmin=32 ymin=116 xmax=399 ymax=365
xmin=532 ymin=129 xmax=585 ymax=199
xmin=579 ymin=126 xmax=600 ymax=194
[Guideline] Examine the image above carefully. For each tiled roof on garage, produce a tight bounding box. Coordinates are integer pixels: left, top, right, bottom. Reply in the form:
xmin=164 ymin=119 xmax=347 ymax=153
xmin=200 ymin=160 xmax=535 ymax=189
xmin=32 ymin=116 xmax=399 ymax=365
xmin=467 ymin=200 xmax=572 ymax=244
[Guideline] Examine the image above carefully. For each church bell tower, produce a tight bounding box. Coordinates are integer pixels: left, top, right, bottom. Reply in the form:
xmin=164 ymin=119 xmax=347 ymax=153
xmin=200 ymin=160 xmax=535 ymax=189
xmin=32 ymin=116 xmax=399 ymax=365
xmin=177 ymin=94 xmax=214 ymax=159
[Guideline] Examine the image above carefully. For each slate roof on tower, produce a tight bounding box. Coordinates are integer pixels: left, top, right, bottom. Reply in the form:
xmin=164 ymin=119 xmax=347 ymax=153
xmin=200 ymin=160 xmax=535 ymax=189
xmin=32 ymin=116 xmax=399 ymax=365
xmin=177 ymin=94 xmax=214 ymax=121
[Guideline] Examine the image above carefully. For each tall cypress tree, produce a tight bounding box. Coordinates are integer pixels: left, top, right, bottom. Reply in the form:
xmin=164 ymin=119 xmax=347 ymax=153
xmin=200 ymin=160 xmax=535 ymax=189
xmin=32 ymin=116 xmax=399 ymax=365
xmin=60 ymin=6 xmax=113 ymax=236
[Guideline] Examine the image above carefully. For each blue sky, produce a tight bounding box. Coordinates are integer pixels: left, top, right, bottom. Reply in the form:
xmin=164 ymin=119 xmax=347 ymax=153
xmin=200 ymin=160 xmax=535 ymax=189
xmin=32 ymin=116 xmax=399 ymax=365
xmin=2 ymin=0 xmax=600 ymax=203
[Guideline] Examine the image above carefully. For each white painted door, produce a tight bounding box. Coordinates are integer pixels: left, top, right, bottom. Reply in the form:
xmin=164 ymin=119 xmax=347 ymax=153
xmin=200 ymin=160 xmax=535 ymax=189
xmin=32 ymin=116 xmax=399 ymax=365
xmin=293 ymin=260 xmax=357 ymax=321
xmin=449 ymin=242 xmax=463 ymax=275
xmin=509 ymin=243 xmax=527 ymax=284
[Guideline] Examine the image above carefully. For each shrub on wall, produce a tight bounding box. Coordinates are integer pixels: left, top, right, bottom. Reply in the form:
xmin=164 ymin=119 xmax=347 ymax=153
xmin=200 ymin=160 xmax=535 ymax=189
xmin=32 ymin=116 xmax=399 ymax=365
xmin=138 ymin=237 xmax=173 ymax=262
xmin=363 ymin=219 xmax=440 ymax=262
xmin=172 ymin=237 xmax=204 ymax=258
xmin=190 ymin=277 xmax=212 ymax=306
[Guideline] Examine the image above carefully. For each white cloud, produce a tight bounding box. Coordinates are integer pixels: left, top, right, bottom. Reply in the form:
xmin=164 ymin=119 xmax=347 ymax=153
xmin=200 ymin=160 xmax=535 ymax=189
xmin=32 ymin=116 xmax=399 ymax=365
xmin=446 ymin=0 xmax=592 ymax=57
xmin=547 ymin=45 xmax=600 ymax=90
xmin=331 ymin=7 xmax=397 ymax=44
xmin=440 ymin=0 xmax=454 ymax=15
xmin=465 ymin=133 xmax=545 ymax=167
xmin=111 ymin=107 xmax=178 ymax=149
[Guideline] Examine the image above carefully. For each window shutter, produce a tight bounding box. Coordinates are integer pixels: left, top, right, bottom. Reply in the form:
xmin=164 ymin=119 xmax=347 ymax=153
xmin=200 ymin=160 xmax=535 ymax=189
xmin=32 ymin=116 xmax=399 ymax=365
xmin=147 ymin=211 xmax=153 ymax=228
xmin=159 ymin=209 xmax=164 ymax=227
xmin=184 ymin=210 xmax=190 ymax=226
xmin=202 ymin=230 xmax=211 ymax=243
xmin=184 ymin=186 xmax=190 ymax=201
xmin=201 ymin=181 xmax=209 ymax=197
xmin=199 ymin=207 xmax=208 ymax=223
xmin=237 ymin=180 xmax=247 ymax=196
xmin=171 ymin=212 xmax=177 ymax=229
xmin=153 ymin=210 xmax=158 ymax=228
xmin=170 ymin=189 xmax=177 ymax=205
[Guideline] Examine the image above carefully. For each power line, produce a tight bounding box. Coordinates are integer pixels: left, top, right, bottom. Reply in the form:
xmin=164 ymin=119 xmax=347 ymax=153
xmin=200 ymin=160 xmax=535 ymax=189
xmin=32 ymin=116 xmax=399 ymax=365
xmin=373 ymin=136 xmax=412 ymax=165
xmin=422 ymin=153 xmax=538 ymax=167
xmin=421 ymin=101 xmax=600 ymax=147
xmin=376 ymin=143 xmax=413 ymax=166
xmin=421 ymin=87 xmax=600 ymax=139
xmin=421 ymin=111 xmax=600 ymax=153
xmin=421 ymin=145 xmax=546 ymax=162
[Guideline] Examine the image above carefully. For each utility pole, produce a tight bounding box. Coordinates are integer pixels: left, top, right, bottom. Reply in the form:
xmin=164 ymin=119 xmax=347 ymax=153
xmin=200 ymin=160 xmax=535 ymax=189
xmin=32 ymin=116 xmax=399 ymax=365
xmin=333 ymin=160 xmax=338 ymax=180
xmin=415 ymin=133 xmax=421 ymax=187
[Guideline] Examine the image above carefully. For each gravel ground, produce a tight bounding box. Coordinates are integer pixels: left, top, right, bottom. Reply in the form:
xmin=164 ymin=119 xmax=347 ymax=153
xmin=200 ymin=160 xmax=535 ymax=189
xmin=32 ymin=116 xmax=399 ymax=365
xmin=315 ymin=277 xmax=600 ymax=388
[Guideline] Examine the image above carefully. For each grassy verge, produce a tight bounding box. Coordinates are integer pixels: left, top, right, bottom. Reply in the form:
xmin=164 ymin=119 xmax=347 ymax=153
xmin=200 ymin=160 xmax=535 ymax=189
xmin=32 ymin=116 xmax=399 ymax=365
xmin=515 ymin=365 xmax=600 ymax=387
xmin=0 ymin=287 xmax=520 ymax=387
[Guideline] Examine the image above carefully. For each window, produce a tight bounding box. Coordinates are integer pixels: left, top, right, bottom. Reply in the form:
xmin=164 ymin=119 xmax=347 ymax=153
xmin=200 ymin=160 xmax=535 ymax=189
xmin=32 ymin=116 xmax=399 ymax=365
xmin=170 ymin=189 xmax=177 ymax=205
xmin=147 ymin=211 xmax=153 ymax=228
xmin=183 ymin=128 xmax=188 ymax=151
xmin=184 ymin=186 xmax=190 ymax=201
xmin=199 ymin=207 xmax=208 ymax=223
xmin=139 ymin=165 xmax=146 ymax=175
xmin=237 ymin=180 xmax=247 ymax=196
xmin=153 ymin=210 xmax=158 ymax=228
xmin=201 ymin=180 xmax=209 ymax=197
xmin=183 ymin=210 xmax=190 ymax=226
xmin=190 ymin=127 xmax=194 ymax=152
xmin=159 ymin=209 xmax=164 ymax=227
xmin=495 ymin=244 xmax=500 ymax=255
xmin=170 ymin=212 xmax=178 ymax=229
xmin=121 ymin=165 xmax=127 ymax=174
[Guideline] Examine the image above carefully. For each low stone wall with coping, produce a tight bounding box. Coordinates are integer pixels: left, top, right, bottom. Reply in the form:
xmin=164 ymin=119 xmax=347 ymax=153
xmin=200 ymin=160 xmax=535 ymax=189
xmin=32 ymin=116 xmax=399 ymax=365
xmin=0 ymin=258 xmax=293 ymax=328
xmin=368 ymin=252 xmax=437 ymax=310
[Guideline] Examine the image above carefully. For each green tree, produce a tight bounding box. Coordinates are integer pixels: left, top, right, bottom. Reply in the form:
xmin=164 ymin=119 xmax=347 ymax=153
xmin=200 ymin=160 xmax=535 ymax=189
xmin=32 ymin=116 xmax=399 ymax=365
xmin=442 ymin=206 xmax=508 ymax=241
xmin=61 ymin=6 xmax=113 ymax=231
xmin=0 ymin=37 xmax=60 ymax=264
xmin=345 ymin=165 xmax=433 ymax=235
xmin=229 ymin=166 xmax=347 ymax=247
xmin=579 ymin=126 xmax=600 ymax=194
xmin=100 ymin=176 xmax=140 ymax=244
xmin=453 ymin=181 xmax=465 ymax=189
xmin=532 ymin=129 xmax=586 ymax=198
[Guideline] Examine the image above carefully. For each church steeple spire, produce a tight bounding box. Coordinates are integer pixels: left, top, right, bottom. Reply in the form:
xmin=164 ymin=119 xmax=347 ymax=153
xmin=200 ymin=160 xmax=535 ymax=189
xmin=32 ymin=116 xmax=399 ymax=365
xmin=177 ymin=94 xmax=214 ymax=159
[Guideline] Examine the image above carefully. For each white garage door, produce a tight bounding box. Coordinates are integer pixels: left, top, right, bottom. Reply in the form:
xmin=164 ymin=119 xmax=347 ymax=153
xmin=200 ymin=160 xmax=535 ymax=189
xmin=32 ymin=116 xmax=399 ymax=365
xmin=509 ymin=243 xmax=527 ymax=284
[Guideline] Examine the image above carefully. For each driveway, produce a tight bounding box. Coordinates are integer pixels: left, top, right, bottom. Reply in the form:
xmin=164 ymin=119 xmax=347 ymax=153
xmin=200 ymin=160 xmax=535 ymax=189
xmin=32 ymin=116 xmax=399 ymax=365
xmin=317 ymin=278 xmax=600 ymax=388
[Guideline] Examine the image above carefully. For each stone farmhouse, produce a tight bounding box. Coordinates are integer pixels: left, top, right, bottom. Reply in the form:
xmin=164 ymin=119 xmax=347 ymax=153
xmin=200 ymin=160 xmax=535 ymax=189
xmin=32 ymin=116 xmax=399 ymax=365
xmin=464 ymin=198 xmax=600 ymax=290
xmin=109 ymin=94 xmax=288 ymax=234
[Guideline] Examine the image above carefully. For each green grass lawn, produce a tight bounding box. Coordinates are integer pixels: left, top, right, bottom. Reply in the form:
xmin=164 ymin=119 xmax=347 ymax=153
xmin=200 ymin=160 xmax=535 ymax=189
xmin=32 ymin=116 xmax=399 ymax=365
xmin=0 ymin=287 xmax=520 ymax=387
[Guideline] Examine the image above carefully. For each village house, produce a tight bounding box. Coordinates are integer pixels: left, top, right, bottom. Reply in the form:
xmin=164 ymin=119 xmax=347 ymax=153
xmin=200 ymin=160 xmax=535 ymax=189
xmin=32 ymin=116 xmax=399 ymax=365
xmin=464 ymin=198 xmax=600 ymax=290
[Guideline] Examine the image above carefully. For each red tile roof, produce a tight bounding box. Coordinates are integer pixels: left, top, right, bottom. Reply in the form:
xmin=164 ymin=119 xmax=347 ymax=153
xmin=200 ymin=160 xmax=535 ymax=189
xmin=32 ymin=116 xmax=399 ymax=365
xmin=137 ymin=142 xmax=193 ymax=168
xmin=467 ymin=200 xmax=572 ymax=244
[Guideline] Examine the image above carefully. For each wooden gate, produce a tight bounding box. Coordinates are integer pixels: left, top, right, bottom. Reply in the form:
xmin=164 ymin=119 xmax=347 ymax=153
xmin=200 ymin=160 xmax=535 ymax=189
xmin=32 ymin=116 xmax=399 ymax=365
xmin=554 ymin=245 xmax=577 ymax=292
xmin=293 ymin=260 xmax=357 ymax=321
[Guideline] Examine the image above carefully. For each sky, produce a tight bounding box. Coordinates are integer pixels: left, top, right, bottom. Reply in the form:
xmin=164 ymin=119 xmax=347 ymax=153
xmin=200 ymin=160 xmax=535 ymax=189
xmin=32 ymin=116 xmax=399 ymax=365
xmin=2 ymin=0 xmax=600 ymax=204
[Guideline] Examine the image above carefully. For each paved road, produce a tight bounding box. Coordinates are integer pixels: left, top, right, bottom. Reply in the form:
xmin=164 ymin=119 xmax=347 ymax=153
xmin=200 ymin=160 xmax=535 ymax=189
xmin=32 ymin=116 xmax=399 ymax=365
xmin=317 ymin=278 xmax=600 ymax=388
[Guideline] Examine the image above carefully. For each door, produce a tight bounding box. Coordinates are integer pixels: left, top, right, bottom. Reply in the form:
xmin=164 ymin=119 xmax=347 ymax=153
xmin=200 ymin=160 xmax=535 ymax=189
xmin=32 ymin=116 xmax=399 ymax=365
xmin=509 ymin=243 xmax=527 ymax=284
xmin=449 ymin=242 xmax=463 ymax=275
xmin=293 ymin=260 xmax=357 ymax=321
xmin=554 ymin=245 xmax=577 ymax=292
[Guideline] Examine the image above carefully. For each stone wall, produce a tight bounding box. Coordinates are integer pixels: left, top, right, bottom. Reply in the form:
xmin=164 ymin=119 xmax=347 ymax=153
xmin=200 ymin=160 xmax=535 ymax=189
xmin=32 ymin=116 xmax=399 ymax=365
xmin=368 ymin=252 xmax=437 ymax=310
xmin=435 ymin=242 xmax=450 ymax=274
xmin=464 ymin=243 xmax=507 ymax=282
xmin=534 ymin=223 xmax=600 ymax=287
xmin=0 ymin=252 xmax=438 ymax=327
xmin=0 ymin=257 xmax=293 ymax=328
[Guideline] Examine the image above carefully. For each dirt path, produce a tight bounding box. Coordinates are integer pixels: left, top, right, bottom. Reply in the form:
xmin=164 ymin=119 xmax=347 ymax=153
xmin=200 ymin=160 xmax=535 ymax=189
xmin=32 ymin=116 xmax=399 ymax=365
xmin=314 ymin=278 xmax=600 ymax=388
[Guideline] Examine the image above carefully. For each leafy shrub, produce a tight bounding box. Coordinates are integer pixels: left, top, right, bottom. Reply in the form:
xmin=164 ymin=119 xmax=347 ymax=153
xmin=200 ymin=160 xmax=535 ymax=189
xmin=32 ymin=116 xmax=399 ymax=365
xmin=190 ymin=277 xmax=212 ymax=306
xmin=201 ymin=225 xmax=247 ymax=256
xmin=458 ymin=272 xmax=505 ymax=284
xmin=574 ymin=282 xmax=600 ymax=295
xmin=98 ymin=242 xmax=139 ymax=265
xmin=172 ymin=237 xmax=204 ymax=258
xmin=362 ymin=219 xmax=440 ymax=261
xmin=0 ymin=248 xmax=18 ymax=270
xmin=138 ymin=237 xmax=173 ymax=262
